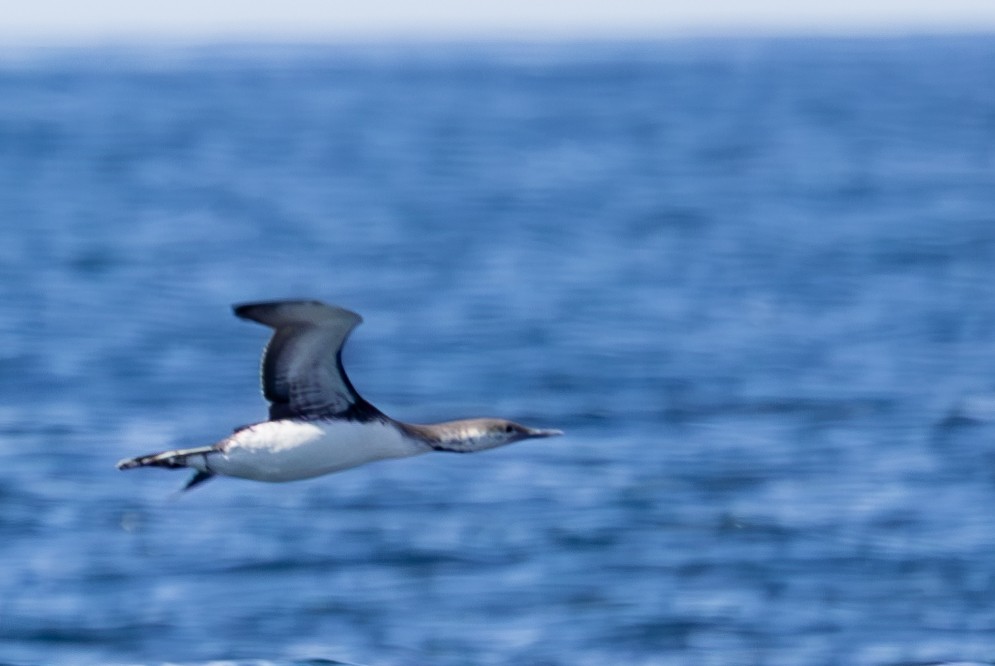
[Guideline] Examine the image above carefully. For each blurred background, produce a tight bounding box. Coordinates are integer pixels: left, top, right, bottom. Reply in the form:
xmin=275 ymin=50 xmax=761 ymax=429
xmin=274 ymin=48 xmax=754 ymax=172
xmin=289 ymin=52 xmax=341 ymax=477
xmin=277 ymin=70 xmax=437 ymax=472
xmin=2 ymin=3 xmax=995 ymax=666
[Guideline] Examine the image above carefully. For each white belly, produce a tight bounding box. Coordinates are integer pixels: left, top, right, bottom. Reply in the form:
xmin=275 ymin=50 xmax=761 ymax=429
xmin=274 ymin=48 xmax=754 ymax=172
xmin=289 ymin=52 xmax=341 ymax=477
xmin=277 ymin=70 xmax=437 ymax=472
xmin=202 ymin=419 xmax=428 ymax=482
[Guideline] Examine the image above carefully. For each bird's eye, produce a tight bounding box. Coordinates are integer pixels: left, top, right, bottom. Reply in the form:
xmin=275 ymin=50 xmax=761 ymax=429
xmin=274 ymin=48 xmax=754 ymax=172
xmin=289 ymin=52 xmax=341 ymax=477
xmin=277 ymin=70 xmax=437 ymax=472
xmin=504 ymin=424 xmax=514 ymax=433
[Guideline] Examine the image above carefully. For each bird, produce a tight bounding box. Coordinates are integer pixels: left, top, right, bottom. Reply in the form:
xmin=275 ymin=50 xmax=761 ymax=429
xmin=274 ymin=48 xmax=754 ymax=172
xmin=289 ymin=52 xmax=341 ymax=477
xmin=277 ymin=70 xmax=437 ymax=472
xmin=117 ymin=300 xmax=562 ymax=490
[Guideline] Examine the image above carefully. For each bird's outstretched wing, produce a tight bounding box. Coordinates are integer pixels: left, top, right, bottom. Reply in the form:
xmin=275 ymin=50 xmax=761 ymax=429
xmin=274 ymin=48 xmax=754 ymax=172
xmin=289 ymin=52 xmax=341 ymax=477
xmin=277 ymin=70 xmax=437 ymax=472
xmin=233 ymin=300 xmax=383 ymax=421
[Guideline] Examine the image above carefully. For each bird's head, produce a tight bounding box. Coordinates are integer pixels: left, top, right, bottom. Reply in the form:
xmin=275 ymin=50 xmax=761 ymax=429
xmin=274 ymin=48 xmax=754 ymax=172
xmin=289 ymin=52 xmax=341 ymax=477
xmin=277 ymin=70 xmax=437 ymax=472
xmin=427 ymin=418 xmax=563 ymax=452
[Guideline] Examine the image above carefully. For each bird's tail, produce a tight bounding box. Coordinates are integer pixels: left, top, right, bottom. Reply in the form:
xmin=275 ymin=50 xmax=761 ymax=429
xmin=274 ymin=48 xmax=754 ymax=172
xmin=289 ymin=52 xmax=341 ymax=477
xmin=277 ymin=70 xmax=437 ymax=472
xmin=117 ymin=445 xmax=216 ymax=470
xmin=116 ymin=445 xmax=218 ymax=491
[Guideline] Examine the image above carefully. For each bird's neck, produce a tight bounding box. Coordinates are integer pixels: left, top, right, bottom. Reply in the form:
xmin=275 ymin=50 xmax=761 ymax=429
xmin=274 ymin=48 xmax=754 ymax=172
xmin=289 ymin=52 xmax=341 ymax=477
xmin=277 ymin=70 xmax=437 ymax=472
xmin=396 ymin=419 xmax=497 ymax=453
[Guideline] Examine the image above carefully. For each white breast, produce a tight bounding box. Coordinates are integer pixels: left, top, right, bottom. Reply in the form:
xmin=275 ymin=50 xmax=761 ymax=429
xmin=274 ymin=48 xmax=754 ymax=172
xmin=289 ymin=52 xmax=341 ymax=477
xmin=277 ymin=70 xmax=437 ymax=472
xmin=206 ymin=419 xmax=428 ymax=482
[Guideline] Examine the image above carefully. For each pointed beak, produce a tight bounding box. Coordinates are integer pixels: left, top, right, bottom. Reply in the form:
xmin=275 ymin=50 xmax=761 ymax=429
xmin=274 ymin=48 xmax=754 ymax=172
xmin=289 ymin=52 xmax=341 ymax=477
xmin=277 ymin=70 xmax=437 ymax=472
xmin=526 ymin=427 xmax=564 ymax=438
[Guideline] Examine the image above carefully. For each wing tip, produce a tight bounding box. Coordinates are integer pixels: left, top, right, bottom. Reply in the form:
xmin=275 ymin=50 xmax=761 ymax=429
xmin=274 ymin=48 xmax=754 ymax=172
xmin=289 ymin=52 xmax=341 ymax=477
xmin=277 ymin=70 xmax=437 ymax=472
xmin=232 ymin=299 xmax=322 ymax=320
xmin=232 ymin=300 xmax=362 ymax=326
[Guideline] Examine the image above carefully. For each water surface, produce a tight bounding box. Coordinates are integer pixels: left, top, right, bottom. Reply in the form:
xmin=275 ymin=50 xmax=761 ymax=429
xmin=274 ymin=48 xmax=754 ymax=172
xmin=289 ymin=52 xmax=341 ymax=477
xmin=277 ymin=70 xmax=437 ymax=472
xmin=2 ymin=36 xmax=995 ymax=666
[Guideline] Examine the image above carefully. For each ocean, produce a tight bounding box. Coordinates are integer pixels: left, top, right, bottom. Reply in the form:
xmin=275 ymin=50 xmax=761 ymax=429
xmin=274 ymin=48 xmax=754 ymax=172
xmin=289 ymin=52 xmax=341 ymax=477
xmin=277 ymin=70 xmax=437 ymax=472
xmin=2 ymin=36 xmax=995 ymax=665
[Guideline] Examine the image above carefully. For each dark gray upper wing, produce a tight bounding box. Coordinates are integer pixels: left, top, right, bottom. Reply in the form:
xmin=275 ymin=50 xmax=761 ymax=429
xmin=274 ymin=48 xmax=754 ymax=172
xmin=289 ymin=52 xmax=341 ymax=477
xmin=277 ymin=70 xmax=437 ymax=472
xmin=233 ymin=300 xmax=382 ymax=421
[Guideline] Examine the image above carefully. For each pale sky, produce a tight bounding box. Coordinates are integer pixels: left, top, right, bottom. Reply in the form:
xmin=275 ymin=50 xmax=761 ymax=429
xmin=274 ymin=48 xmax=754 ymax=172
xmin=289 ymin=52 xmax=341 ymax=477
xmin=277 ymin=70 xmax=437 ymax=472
xmin=4 ymin=0 xmax=995 ymax=42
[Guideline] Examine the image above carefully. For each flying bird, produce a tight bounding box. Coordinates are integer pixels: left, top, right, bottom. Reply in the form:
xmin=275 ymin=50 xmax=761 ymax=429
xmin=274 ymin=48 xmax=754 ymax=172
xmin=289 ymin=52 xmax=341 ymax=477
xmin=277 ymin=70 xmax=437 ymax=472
xmin=117 ymin=300 xmax=562 ymax=490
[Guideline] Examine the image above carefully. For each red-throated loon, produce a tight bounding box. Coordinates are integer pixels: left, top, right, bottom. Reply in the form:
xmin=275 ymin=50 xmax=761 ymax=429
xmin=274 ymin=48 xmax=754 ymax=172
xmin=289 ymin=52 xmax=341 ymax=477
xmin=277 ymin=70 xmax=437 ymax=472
xmin=116 ymin=300 xmax=562 ymax=490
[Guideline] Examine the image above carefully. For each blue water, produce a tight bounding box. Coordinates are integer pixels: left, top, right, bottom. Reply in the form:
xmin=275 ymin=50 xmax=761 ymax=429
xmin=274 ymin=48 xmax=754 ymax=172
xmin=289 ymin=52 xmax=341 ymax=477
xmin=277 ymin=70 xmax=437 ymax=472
xmin=2 ymin=36 xmax=995 ymax=666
